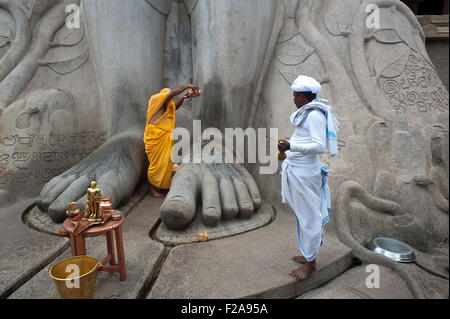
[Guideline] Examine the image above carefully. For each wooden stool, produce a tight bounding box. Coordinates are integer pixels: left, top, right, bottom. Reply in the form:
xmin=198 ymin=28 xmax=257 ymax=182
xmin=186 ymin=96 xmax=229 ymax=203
xmin=62 ymin=213 xmax=126 ymax=281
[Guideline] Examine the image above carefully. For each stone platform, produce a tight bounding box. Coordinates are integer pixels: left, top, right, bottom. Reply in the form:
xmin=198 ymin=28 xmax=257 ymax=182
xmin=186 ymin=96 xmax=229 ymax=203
xmin=0 ymin=188 xmax=448 ymax=299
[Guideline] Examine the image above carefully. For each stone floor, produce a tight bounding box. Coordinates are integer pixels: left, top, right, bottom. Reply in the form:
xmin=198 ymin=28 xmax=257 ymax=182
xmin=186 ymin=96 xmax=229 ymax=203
xmin=0 ymin=186 xmax=448 ymax=299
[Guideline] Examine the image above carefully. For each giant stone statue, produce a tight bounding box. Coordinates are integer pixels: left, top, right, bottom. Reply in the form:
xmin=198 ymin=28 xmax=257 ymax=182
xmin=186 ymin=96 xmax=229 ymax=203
xmin=0 ymin=0 xmax=448 ymax=298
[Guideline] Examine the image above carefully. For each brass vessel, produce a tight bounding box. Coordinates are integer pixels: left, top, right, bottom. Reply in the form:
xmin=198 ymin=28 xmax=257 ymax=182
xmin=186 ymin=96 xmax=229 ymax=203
xmin=47 ymin=256 xmax=101 ymax=299
xmin=66 ymin=202 xmax=80 ymax=218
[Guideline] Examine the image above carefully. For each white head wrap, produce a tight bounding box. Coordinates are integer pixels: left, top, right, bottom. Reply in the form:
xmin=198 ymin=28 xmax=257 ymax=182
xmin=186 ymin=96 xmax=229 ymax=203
xmin=291 ymin=75 xmax=321 ymax=94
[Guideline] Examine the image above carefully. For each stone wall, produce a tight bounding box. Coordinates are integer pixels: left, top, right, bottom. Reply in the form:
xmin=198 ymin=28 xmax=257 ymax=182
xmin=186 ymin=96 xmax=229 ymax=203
xmin=419 ymin=15 xmax=449 ymax=91
xmin=427 ymin=39 xmax=449 ymax=91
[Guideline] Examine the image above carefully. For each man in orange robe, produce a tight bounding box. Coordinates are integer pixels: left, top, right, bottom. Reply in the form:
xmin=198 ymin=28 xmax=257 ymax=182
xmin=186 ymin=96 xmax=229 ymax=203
xmin=144 ymin=84 xmax=200 ymax=197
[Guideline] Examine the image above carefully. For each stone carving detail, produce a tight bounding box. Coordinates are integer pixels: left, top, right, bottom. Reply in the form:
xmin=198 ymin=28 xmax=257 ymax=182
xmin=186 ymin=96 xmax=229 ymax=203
xmin=254 ymin=0 xmax=448 ymax=298
xmin=183 ymin=0 xmax=199 ymax=15
xmin=323 ymin=0 xmax=357 ymax=36
xmin=363 ymin=3 xmax=448 ymax=115
xmin=380 ymin=53 xmax=449 ymax=113
xmin=0 ymin=21 xmax=11 ymax=47
xmin=144 ymin=0 xmax=171 ymax=15
xmin=276 ymin=34 xmax=327 ymax=88
xmin=0 ymin=1 xmax=103 ymax=207
xmin=0 ymin=0 xmax=87 ymax=110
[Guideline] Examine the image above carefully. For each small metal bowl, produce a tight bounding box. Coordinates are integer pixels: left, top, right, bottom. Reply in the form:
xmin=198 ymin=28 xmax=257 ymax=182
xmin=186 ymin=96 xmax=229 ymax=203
xmin=371 ymin=237 xmax=416 ymax=263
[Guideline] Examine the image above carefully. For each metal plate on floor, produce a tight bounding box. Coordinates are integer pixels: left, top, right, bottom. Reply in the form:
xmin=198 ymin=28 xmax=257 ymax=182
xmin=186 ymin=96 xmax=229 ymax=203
xmin=371 ymin=237 xmax=416 ymax=263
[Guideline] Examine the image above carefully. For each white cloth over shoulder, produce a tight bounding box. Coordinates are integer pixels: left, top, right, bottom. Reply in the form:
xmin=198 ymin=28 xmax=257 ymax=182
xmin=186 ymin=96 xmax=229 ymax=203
xmin=281 ymin=99 xmax=336 ymax=262
xmin=290 ymin=98 xmax=339 ymax=157
xmin=291 ymin=75 xmax=322 ymax=94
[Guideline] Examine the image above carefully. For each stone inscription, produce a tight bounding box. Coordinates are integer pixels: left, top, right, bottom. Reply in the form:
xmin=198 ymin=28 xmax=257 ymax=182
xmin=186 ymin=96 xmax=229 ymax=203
xmin=0 ymin=167 xmax=72 ymax=185
xmin=0 ymin=131 xmax=107 ymax=185
xmin=381 ymin=53 xmax=449 ymax=114
xmin=1 ymin=131 xmax=106 ymax=148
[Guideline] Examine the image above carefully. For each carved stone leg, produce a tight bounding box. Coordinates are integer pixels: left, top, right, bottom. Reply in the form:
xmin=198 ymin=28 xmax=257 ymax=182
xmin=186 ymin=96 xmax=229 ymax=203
xmin=189 ymin=0 xmax=279 ymax=129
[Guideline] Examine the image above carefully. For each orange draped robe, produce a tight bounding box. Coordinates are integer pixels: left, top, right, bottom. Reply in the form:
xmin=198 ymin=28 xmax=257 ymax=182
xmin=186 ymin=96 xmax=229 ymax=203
xmin=143 ymin=88 xmax=176 ymax=189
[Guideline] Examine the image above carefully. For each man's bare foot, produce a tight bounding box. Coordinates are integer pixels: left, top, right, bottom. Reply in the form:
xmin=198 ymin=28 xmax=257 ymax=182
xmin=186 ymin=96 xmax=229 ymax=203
xmin=150 ymin=185 xmax=165 ymax=198
xmin=291 ymin=256 xmax=307 ymax=264
xmin=289 ymin=260 xmax=317 ymax=280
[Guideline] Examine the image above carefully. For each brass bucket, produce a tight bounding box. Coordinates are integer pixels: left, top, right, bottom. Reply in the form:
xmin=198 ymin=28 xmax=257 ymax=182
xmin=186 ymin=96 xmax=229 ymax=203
xmin=47 ymin=256 xmax=101 ymax=299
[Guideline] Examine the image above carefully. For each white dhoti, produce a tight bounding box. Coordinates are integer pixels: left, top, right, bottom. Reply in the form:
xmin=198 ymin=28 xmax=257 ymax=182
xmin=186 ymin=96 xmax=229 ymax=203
xmin=281 ymin=160 xmax=331 ymax=262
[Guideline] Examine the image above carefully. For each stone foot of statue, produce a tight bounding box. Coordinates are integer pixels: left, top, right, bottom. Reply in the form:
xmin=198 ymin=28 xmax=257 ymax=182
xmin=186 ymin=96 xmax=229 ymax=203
xmin=291 ymin=256 xmax=307 ymax=264
xmin=37 ymin=132 xmax=145 ymax=223
xmin=160 ymin=162 xmax=262 ymax=231
xmin=289 ymin=260 xmax=317 ymax=280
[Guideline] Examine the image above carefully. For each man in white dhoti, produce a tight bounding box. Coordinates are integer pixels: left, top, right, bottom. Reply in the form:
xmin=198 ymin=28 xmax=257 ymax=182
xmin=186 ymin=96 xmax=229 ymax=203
xmin=278 ymin=75 xmax=339 ymax=280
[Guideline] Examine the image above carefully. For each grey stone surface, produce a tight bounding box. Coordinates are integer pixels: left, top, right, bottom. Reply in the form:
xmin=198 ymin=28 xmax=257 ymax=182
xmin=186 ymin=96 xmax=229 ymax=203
xmin=156 ymin=201 xmax=274 ymax=245
xmin=23 ymin=206 xmax=62 ymax=236
xmin=396 ymin=260 xmax=449 ymax=299
xmin=189 ymin=0 xmax=279 ymax=130
xmin=147 ymin=211 xmax=353 ymax=299
xmin=1 ymin=193 xmax=444 ymax=300
xmin=299 ymin=264 xmax=415 ymax=299
xmin=10 ymin=194 xmax=164 ymax=299
xmin=426 ymin=39 xmax=449 ymax=91
xmin=0 ymin=199 xmax=69 ymax=298
xmin=414 ymin=249 xmax=449 ymax=280
xmin=249 ymin=0 xmax=449 ymax=299
xmin=1 ymin=0 xmax=161 ymax=221
xmin=0 ymin=0 xmax=448 ymax=299
xmin=0 ymin=0 xmax=106 ymax=207
xmin=418 ymin=14 xmax=449 ymax=90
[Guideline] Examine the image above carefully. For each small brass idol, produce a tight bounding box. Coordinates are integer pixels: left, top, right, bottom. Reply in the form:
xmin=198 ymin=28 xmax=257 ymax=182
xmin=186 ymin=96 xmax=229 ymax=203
xmin=83 ymin=181 xmax=103 ymax=222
